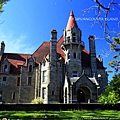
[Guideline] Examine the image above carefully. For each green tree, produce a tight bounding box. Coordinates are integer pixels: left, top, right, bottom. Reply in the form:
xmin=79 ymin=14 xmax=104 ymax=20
xmin=108 ymin=34 xmax=120 ymax=74
xmin=0 ymin=0 xmax=10 ymax=12
xmin=98 ymin=74 xmax=120 ymax=104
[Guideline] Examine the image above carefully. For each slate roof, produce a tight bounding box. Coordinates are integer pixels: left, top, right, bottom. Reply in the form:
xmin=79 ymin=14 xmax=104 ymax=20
xmin=0 ymin=39 xmax=105 ymax=75
xmin=32 ymin=42 xmax=50 ymax=63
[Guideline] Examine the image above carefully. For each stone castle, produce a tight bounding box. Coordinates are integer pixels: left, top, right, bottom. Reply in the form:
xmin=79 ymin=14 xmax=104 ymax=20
xmin=0 ymin=11 xmax=108 ymax=104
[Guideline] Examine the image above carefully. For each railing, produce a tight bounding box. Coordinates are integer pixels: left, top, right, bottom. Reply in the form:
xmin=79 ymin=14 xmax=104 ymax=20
xmin=63 ymin=39 xmax=85 ymax=46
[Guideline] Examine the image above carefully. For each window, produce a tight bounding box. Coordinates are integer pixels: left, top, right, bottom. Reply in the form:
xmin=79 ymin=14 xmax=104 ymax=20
xmin=72 ymin=33 xmax=76 ymax=42
xmin=78 ymin=53 xmax=80 ymax=59
xmin=12 ymin=92 xmax=15 ymax=100
xmin=2 ymin=77 xmax=6 ymax=86
xmin=42 ymin=87 xmax=46 ymax=99
xmin=43 ymin=71 xmax=47 ymax=82
xmin=67 ymin=52 xmax=70 ymax=59
xmin=17 ymin=77 xmax=20 ymax=86
xmin=28 ymin=77 xmax=32 ymax=85
xmin=4 ymin=65 xmax=8 ymax=72
xmin=67 ymin=37 xmax=70 ymax=42
xmin=72 ymin=71 xmax=78 ymax=77
xmin=73 ymin=52 xmax=76 ymax=59
xmin=65 ymin=87 xmax=67 ymax=103
xmin=28 ymin=65 xmax=32 ymax=72
xmin=43 ymin=62 xmax=46 ymax=66
xmin=52 ymin=91 xmax=54 ymax=95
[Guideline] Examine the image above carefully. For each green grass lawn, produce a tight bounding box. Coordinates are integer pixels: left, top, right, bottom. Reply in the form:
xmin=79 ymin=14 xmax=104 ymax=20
xmin=0 ymin=110 xmax=120 ymax=119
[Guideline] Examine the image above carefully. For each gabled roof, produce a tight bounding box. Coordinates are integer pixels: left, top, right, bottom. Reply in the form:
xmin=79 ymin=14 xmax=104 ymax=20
xmin=32 ymin=42 xmax=50 ymax=63
xmin=88 ymin=77 xmax=99 ymax=86
xmin=32 ymin=36 xmax=66 ymax=63
xmin=66 ymin=11 xmax=79 ymax=31
xmin=0 ymin=53 xmax=31 ymax=74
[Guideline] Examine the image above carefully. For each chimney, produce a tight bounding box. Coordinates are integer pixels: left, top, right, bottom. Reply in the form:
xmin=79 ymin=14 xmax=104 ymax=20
xmin=89 ymin=35 xmax=97 ymax=77
xmin=50 ymin=29 xmax=57 ymax=63
xmin=0 ymin=41 xmax=5 ymax=55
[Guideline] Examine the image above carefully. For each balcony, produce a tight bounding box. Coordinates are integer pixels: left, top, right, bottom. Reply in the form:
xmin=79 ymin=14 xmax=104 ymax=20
xmin=63 ymin=39 xmax=85 ymax=47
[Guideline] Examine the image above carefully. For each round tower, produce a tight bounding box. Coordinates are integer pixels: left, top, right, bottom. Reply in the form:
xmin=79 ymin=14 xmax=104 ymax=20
xmin=62 ymin=11 xmax=84 ymax=77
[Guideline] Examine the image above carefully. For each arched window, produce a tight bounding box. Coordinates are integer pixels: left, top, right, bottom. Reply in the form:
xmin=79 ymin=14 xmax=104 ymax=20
xmin=73 ymin=52 xmax=76 ymax=59
xmin=72 ymin=33 xmax=76 ymax=42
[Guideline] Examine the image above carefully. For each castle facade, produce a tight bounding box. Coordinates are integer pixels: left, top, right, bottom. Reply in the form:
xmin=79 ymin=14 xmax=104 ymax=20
xmin=0 ymin=11 xmax=108 ymax=104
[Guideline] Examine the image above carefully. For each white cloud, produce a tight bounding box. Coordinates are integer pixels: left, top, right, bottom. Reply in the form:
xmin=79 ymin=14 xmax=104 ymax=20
xmin=0 ymin=31 xmax=35 ymax=54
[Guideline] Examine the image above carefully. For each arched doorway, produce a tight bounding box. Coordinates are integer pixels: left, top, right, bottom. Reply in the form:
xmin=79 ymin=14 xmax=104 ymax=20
xmin=77 ymin=89 xmax=85 ymax=103
xmin=77 ymin=86 xmax=91 ymax=103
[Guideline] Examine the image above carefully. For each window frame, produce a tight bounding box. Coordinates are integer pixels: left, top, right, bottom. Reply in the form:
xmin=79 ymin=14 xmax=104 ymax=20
xmin=72 ymin=33 xmax=76 ymax=42
xmin=43 ymin=70 xmax=47 ymax=83
xmin=72 ymin=71 xmax=78 ymax=77
xmin=73 ymin=52 xmax=76 ymax=59
xmin=28 ymin=77 xmax=32 ymax=85
xmin=67 ymin=36 xmax=70 ymax=42
xmin=28 ymin=64 xmax=33 ymax=72
xmin=42 ymin=87 xmax=46 ymax=99
xmin=2 ymin=77 xmax=7 ymax=86
xmin=4 ymin=65 xmax=8 ymax=72
xmin=12 ymin=92 xmax=15 ymax=100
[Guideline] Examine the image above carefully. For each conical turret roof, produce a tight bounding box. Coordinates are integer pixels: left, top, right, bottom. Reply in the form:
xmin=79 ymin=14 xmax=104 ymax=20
xmin=66 ymin=11 xmax=78 ymax=30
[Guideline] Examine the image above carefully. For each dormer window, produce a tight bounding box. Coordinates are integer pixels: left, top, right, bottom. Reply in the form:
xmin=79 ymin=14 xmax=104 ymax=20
xmin=4 ymin=65 xmax=8 ymax=72
xmin=72 ymin=33 xmax=76 ymax=42
xmin=28 ymin=64 xmax=33 ymax=72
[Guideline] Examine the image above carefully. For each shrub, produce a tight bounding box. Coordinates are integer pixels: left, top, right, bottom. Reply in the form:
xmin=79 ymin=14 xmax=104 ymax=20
xmin=98 ymin=90 xmax=119 ymax=104
xmin=31 ymin=97 xmax=43 ymax=104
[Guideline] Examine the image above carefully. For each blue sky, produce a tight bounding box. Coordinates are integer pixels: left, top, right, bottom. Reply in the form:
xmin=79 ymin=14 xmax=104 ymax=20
xmin=0 ymin=0 xmax=119 ymax=81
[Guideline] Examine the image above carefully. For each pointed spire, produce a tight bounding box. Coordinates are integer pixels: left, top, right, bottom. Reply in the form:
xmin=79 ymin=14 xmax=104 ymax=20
xmin=66 ymin=11 xmax=78 ymax=31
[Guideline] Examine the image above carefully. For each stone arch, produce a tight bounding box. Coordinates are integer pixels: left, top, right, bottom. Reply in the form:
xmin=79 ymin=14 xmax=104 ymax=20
xmin=77 ymin=86 xmax=91 ymax=103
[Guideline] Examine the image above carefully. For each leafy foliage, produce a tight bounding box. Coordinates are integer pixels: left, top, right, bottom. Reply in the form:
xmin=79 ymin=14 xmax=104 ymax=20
xmin=108 ymin=34 xmax=120 ymax=74
xmin=98 ymin=90 xmax=119 ymax=104
xmin=31 ymin=97 xmax=43 ymax=104
xmin=0 ymin=0 xmax=10 ymax=12
xmin=98 ymin=74 xmax=120 ymax=104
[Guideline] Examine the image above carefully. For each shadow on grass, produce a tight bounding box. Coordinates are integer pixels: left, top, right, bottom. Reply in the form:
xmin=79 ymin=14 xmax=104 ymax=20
xmin=0 ymin=110 xmax=120 ymax=119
